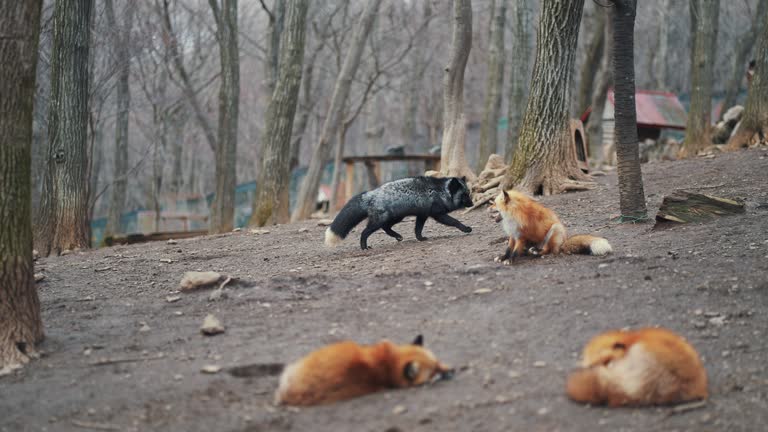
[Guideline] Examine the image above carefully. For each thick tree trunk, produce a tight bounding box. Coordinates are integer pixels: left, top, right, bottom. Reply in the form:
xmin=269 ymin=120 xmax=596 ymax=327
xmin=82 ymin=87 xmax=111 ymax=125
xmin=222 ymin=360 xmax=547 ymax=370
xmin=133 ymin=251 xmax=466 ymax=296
xmin=726 ymin=1 xmax=768 ymax=150
xmin=501 ymin=0 xmax=591 ymax=195
xmin=291 ymin=0 xmax=383 ymax=222
xmin=586 ymin=12 xmax=614 ymax=166
xmin=505 ymin=0 xmax=533 ymax=161
xmin=35 ymin=0 xmax=93 ymax=256
xmin=440 ymin=0 xmax=475 ymax=180
xmin=0 ymin=0 xmax=45 ymax=373
xmin=104 ymin=0 xmax=134 ymax=239
xmin=477 ymin=1 xmax=506 ymax=172
xmin=576 ymin=9 xmax=606 ymax=116
xmin=251 ymin=0 xmax=309 ymax=226
xmin=681 ymin=0 xmax=719 ymax=157
xmin=612 ymin=0 xmax=647 ymax=219
xmin=208 ymin=0 xmax=240 ymax=233
xmin=721 ymin=0 xmax=767 ymax=113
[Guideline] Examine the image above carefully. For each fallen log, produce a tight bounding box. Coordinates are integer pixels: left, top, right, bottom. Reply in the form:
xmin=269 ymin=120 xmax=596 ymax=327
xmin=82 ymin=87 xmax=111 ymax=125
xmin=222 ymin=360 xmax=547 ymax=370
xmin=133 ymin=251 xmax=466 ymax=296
xmin=655 ymin=191 xmax=745 ymax=226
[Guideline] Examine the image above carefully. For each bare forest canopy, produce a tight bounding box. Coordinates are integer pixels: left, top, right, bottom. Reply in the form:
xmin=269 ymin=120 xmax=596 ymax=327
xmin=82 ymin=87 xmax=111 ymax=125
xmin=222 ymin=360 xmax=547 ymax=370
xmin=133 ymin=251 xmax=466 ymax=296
xmin=28 ymin=0 xmax=758 ymax=232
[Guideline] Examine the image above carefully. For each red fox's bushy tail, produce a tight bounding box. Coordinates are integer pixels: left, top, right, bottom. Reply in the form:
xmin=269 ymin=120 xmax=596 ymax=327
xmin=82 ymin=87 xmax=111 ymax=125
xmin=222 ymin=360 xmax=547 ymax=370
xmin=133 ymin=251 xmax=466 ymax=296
xmin=562 ymin=235 xmax=612 ymax=256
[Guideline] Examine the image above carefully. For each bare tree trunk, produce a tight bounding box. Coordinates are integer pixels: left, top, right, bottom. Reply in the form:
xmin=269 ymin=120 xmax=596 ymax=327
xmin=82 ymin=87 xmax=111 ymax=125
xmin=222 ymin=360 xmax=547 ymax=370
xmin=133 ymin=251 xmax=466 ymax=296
xmin=576 ymin=9 xmax=606 ymax=116
xmin=440 ymin=0 xmax=475 ymax=180
xmin=162 ymin=0 xmax=217 ymax=155
xmin=502 ymin=0 xmax=591 ymax=195
xmin=586 ymin=11 xmax=614 ymax=166
xmin=169 ymin=107 xmax=188 ymax=195
xmin=404 ymin=0 xmax=432 ymax=175
xmin=208 ymin=0 xmax=240 ymax=233
xmin=251 ymin=0 xmax=309 ymax=226
xmin=264 ymin=0 xmax=285 ymax=102
xmin=727 ymin=1 xmax=768 ymax=150
xmin=681 ymin=0 xmax=719 ymax=157
xmin=722 ymin=0 xmax=767 ymax=112
xmin=654 ymin=0 xmax=670 ymax=90
xmin=35 ymin=0 xmax=93 ymax=256
xmin=505 ymin=0 xmax=533 ymax=161
xmin=104 ymin=0 xmax=134 ymax=239
xmin=292 ymin=0 xmax=383 ymax=222
xmin=612 ymin=0 xmax=647 ymax=219
xmin=477 ymin=0 xmax=507 ymax=172
xmin=0 ymin=0 xmax=45 ymax=372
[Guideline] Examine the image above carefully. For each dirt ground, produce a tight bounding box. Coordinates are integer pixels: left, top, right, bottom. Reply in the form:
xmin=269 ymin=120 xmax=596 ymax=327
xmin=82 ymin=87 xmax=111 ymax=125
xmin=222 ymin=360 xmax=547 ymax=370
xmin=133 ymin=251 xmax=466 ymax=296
xmin=2 ymin=148 xmax=768 ymax=432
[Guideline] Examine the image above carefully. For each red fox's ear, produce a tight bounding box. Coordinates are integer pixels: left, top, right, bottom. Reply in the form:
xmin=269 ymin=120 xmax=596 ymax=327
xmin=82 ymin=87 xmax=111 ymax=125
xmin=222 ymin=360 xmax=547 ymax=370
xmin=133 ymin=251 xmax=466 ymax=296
xmin=502 ymin=190 xmax=510 ymax=203
xmin=412 ymin=334 xmax=424 ymax=346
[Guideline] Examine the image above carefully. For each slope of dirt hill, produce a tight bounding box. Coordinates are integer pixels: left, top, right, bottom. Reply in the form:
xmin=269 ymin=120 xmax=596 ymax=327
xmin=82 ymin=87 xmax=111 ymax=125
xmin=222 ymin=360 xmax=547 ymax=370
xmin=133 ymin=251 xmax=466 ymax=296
xmin=2 ymin=148 xmax=768 ymax=432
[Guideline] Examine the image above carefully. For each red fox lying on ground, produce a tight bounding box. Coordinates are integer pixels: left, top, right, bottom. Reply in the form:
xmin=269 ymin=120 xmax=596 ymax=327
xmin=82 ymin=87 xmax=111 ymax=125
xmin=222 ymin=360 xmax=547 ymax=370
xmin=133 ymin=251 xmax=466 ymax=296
xmin=274 ymin=335 xmax=453 ymax=406
xmin=566 ymin=328 xmax=708 ymax=406
xmin=491 ymin=189 xmax=612 ymax=264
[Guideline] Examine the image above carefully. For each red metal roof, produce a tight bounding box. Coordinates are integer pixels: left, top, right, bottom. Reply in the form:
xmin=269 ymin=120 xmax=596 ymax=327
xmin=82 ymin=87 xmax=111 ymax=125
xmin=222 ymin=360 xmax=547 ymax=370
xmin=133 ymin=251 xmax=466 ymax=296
xmin=581 ymin=89 xmax=688 ymax=130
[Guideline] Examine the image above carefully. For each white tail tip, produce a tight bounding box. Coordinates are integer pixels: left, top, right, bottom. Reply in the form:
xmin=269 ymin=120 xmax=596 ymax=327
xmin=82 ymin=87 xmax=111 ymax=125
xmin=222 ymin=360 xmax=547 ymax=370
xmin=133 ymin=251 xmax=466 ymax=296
xmin=590 ymin=238 xmax=613 ymax=256
xmin=325 ymin=228 xmax=342 ymax=247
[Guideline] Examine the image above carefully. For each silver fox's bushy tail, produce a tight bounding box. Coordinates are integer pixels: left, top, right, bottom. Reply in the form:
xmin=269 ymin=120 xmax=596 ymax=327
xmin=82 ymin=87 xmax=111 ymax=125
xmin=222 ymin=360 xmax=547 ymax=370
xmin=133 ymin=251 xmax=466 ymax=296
xmin=325 ymin=194 xmax=368 ymax=247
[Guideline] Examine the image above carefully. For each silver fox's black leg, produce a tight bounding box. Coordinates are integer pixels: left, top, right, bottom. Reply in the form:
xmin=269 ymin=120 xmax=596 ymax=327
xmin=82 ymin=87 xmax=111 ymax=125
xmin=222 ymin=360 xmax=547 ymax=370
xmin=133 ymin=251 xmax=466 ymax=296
xmin=382 ymin=225 xmax=403 ymax=241
xmin=360 ymin=221 xmax=384 ymax=249
xmin=433 ymin=214 xmax=472 ymax=233
xmin=415 ymin=216 xmax=428 ymax=241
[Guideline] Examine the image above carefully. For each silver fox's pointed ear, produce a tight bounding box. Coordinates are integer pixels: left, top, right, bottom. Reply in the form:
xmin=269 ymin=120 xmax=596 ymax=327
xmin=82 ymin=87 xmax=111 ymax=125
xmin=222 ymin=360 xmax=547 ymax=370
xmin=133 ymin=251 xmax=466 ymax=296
xmin=460 ymin=176 xmax=467 ymax=183
xmin=412 ymin=334 xmax=424 ymax=346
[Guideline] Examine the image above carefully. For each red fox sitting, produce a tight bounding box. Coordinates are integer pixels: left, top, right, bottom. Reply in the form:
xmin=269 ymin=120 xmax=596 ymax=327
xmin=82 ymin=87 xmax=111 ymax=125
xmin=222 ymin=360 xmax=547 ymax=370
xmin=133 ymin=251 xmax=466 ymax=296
xmin=491 ymin=189 xmax=611 ymax=264
xmin=274 ymin=335 xmax=453 ymax=406
xmin=566 ymin=328 xmax=708 ymax=407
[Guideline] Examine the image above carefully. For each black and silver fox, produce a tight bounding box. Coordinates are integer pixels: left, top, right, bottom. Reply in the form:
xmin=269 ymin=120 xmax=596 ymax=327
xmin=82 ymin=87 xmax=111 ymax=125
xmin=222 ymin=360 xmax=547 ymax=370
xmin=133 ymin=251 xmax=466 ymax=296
xmin=325 ymin=176 xmax=474 ymax=250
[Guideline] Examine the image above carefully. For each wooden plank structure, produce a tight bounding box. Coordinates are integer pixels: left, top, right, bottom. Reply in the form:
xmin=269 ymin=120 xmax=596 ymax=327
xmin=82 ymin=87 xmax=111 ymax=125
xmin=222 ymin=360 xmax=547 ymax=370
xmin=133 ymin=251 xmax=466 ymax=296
xmin=340 ymin=154 xmax=440 ymax=205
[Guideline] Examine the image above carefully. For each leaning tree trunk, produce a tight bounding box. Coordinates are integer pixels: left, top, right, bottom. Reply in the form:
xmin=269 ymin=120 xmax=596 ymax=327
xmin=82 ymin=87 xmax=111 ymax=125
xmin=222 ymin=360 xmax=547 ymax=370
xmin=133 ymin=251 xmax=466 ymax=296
xmin=576 ymin=8 xmax=606 ymax=116
xmin=103 ymin=0 xmax=134 ymax=239
xmin=586 ymin=10 xmax=614 ymax=166
xmin=0 ymin=0 xmax=45 ymax=373
xmin=721 ymin=0 xmax=767 ymax=113
xmin=612 ymin=0 xmax=647 ymax=220
xmin=501 ymin=0 xmax=592 ymax=195
xmin=681 ymin=0 xmax=719 ymax=158
xmin=291 ymin=0 xmax=383 ymax=222
xmin=208 ymin=0 xmax=240 ymax=233
xmin=35 ymin=0 xmax=93 ymax=256
xmin=477 ymin=0 xmax=506 ymax=172
xmin=251 ymin=0 xmax=309 ymax=226
xmin=505 ymin=0 xmax=534 ymax=161
xmin=440 ymin=0 xmax=475 ymax=180
xmin=726 ymin=1 xmax=768 ymax=150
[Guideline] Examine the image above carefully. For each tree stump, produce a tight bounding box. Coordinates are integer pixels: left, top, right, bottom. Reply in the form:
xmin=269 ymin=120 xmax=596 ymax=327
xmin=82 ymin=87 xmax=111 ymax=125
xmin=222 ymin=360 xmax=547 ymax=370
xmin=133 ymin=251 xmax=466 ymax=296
xmin=655 ymin=191 xmax=745 ymax=226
